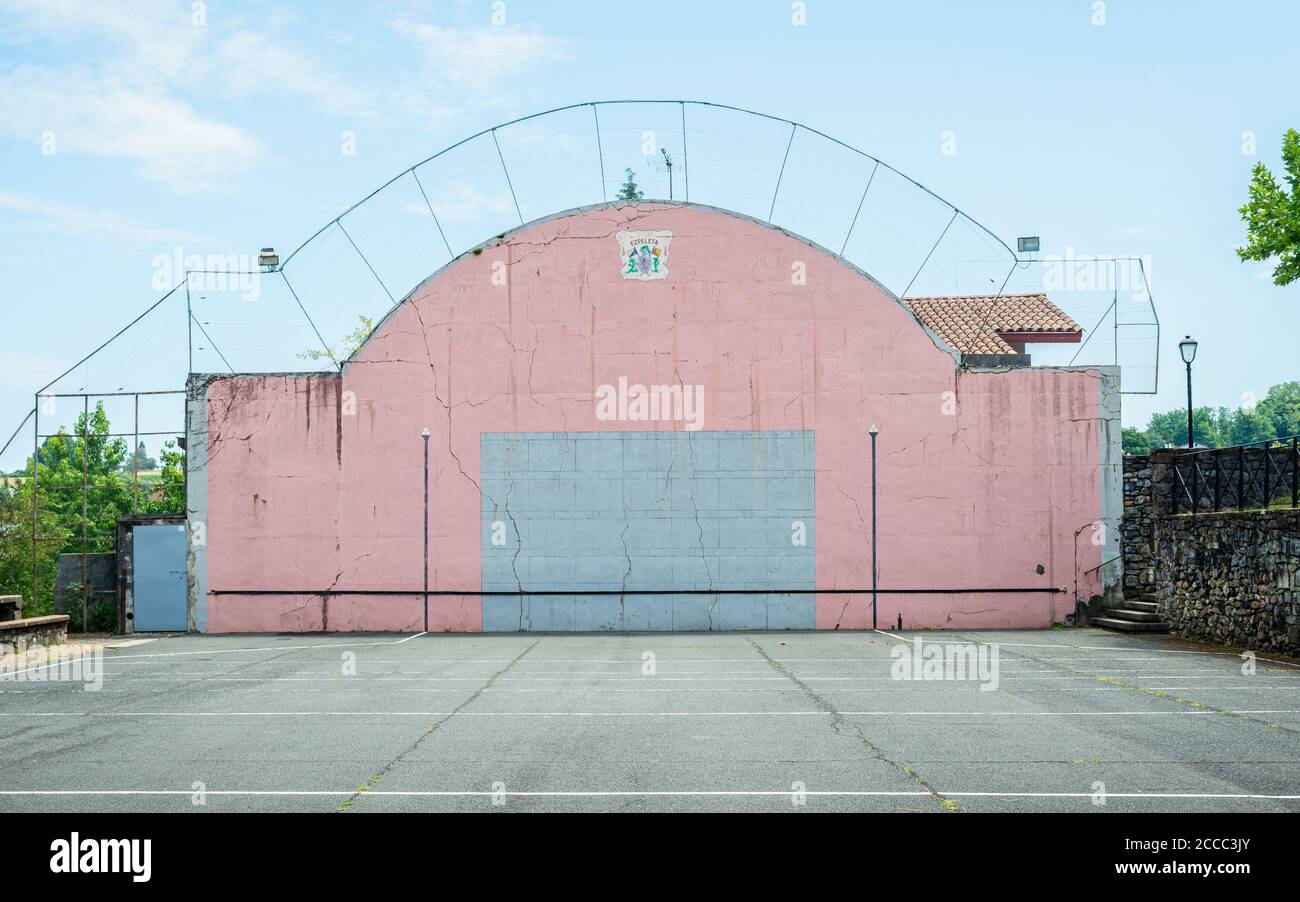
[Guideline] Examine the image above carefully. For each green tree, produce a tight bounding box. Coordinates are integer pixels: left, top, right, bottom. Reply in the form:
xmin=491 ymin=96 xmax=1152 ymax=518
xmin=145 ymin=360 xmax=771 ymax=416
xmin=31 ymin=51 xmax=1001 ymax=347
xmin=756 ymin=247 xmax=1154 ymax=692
xmin=1256 ymin=381 xmax=1300 ymax=437
xmin=31 ymin=403 xmax=133 ymax=534
xmin=0 ymin=480 xmax=70 ymax=616
xmin=147 ymin=440 xmax=186 ymax=514
xmin=121 ymin=440 xmax=157 ymax=473
xmin=0 ymin=402 xmax=186 ymax=617
xmin=1138 ymin=407 xmax=1226 ymax=450
xmin=1122 ymin=380 xmax=1300 ymax=454
xmin=616 ymin=167 xmax=643 ymax=201
xmin=1237 ymin=128 xmax=1300 ymax=286
xmin=297 ymin=314 xmax=375 ymax=365
xmin=1121 ymin=426 xmax=1151 ymax=455
xmin=0 ymin=403 xmax=132 ymax=615
xmin=1224 ymin=408 xmax=1276 ymax=446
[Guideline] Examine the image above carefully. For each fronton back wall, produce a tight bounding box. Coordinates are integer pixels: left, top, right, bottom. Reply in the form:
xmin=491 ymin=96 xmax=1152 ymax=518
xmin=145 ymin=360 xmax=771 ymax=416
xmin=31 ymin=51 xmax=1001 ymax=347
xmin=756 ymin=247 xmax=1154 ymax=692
xmin=188 ymin=203 xmax=1119 ymax=633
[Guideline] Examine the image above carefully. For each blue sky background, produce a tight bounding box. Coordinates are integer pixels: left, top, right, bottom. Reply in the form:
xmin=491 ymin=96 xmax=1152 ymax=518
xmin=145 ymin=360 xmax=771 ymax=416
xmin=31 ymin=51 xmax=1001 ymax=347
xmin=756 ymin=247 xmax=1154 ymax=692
xmin=1 ymin=0 xmax=1297 ymax=468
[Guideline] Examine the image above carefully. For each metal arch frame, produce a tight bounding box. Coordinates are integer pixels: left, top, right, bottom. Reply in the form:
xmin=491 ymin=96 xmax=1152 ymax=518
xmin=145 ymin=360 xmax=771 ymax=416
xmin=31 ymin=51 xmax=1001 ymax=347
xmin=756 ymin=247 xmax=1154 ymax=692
xmin=1064 ymin=254 xmax=1161 ymax=394
xmin=278 ymin=99 xmax=1020 ymax=272
xmin=4 ymin=100 xmax=1166 ymax=461
xmin=23 ymin=100 xmax=1025 ymax=399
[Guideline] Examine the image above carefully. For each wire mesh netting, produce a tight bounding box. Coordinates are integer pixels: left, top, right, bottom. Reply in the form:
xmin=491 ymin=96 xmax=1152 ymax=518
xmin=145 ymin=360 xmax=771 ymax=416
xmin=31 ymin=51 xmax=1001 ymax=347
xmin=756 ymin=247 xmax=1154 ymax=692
xmin=5 ymin=100 xmax=1160 ymax=459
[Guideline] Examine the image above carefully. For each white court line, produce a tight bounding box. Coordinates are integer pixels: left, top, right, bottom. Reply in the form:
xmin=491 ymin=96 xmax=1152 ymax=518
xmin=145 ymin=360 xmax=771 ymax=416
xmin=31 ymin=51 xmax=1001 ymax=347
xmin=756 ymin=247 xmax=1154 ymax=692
xmin=876 ymin=631 xmax=1300 ymax=669
xmin=25 ymin=673 xmax=1295 ymax=682
xmin=5 ymin=691 xmax=1294 ymax=701
xmin=55 ymin=666 xmax=1293 ymax=678
xmin=0 ymin=635 xmax=428 ymax=679
xmin=72 ymin=655 xmax=1289 ymax=666
xmin=392 ymin=632 xmax=427 ymax=644
xmin=7 ymin=641 xmax=1294 ymax=677
xmin=3 ymin=709 xmax=1298 ymax=718
xmin=58 ymin=665 xmax=1289 ymax=670
xmin=2 ymin=686 xmax=1295 ymax=695
xmin=0 ymin=789 xmax=1295 ymax=801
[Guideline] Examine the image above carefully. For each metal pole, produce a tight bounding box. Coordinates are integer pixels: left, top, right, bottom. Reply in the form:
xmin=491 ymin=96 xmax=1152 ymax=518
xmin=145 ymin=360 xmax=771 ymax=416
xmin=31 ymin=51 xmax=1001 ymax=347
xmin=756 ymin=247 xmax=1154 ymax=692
xmin=1185 ymin=359 xmax=1194 ymax=449
xmin=132 ymin=393 xmax=140 ymax=515
xmin=422 ymin=427 xmax=430 ymax=633
xmin=869 ymin=425 xmax=879 ymax=630
xmin=82 ymin=395 xmax=89 ymax=630
xmin=1239 ymin=444 xmax=1246 ymax=510
xmin=1292 ymin=437 xmax=1298 ymax=509
xmin=185 ymin=278 xmax=193 ymax=375
xmin=1263 ymin=440 xmax=1271 ymax=508
xmin=592 ymin=104 xmax=607 ymax=203
xmin=1191 ymin=452 xmax=1199 ymax=515
xmin=1213 ymin=449 xmax=1221 ymax=512
xmin=679 ymin=101 xmax=689 ymax=203
xmin=31 ymin=394 xmax=39 ymax=610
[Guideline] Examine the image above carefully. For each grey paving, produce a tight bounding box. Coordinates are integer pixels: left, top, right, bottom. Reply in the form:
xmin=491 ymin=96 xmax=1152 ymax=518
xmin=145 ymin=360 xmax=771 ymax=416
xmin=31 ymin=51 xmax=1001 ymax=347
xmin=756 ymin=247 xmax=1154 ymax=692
xmin=1 ymin=629 xmax=1298 ymax=812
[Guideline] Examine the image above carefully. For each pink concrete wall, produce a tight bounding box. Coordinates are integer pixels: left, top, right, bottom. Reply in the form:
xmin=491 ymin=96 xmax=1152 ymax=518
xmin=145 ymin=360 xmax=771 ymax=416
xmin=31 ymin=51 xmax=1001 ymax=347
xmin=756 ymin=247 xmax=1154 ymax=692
xmin=200 ymin=204 xmax=1109 ymax=632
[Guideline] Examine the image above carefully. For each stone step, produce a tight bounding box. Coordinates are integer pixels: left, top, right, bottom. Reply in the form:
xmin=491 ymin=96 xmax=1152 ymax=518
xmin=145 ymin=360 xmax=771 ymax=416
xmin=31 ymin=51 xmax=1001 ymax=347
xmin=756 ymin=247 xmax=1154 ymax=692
xmin=1109 ymin=607 xmax=1165 ymax=623
xmin=1090 ymin=616 xmax=1171 ymax=634
xmin=1125 ymin=601 xmax=1161 ymax=613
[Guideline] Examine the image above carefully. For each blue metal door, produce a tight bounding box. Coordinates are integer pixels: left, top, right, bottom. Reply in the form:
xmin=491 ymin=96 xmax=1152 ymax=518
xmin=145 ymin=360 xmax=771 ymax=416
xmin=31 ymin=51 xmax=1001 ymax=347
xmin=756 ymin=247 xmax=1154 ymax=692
xmin=134 ymin=523 xmax=188 ymax=631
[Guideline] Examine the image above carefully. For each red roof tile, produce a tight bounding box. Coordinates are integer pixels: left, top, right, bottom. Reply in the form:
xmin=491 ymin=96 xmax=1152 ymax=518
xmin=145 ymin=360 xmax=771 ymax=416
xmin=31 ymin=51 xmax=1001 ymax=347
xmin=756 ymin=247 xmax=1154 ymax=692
xmin=902 ymin=293 xmax=1082 ymax=355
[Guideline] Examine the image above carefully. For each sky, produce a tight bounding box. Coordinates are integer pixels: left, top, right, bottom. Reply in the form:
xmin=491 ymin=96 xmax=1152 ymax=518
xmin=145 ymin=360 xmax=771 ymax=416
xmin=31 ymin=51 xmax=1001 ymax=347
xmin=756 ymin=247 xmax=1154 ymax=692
xmin=1 ymin=0 xmax=1297 ymax=469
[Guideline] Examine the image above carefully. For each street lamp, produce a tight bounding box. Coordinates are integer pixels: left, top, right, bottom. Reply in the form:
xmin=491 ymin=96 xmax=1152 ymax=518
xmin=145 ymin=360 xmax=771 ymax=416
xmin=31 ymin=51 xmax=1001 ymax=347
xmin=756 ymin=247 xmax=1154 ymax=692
xmin=1179 ymin=336 xmax=1198 ymax=448
xmin=421 ymin=426 xmax=430 ymax=632
xmin=868 ymin=424 xmax=879 ymax=631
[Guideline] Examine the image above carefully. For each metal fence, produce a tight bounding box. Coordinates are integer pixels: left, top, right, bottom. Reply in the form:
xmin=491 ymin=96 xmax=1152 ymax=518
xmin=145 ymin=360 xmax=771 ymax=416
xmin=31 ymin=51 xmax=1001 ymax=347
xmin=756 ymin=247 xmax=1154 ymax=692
xmin=0 ymin=390 xmax=186 ymax=626
xmin=1170 ymin=435 xmax=1300 ymax=514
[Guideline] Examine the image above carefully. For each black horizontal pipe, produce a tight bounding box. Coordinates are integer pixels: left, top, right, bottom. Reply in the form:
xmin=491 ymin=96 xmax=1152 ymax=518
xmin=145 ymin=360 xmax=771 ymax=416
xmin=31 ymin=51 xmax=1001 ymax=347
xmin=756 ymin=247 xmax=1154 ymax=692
xmin=211 ymin=587 xmax=1064 ymax=597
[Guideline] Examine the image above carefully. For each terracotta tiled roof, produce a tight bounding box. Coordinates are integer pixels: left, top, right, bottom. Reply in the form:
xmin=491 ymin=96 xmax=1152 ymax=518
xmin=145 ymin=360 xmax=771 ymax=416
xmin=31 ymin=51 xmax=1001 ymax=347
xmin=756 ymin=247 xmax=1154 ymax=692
xmin=902 ymin=293 xmax=1082 ymax=355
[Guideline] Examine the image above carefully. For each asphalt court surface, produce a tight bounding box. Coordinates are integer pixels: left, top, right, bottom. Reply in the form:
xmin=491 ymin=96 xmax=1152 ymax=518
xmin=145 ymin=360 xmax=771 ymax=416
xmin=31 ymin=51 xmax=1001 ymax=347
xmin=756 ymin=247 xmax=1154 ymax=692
xmin=2 ymin=628 xmax=1298 ymax=812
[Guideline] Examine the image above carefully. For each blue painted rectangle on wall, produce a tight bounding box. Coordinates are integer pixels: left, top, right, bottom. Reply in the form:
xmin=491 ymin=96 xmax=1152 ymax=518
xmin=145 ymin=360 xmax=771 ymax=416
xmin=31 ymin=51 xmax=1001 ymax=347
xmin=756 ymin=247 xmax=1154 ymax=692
xmin=481 ymin=430 xmax=815 ymax=631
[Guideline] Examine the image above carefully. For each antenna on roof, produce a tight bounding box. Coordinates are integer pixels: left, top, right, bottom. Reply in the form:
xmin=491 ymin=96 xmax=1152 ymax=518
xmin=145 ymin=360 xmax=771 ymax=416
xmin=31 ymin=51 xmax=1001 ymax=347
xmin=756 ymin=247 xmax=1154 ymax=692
xmin=647 ymin=149 xmax=674 ymax=200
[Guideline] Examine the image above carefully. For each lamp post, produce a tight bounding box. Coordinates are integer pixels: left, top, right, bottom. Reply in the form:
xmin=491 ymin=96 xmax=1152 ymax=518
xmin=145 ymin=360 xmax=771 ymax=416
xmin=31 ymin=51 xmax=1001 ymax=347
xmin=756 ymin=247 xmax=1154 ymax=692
xmin=421 ymin=426 xmax=430 ymax=632
xmin=868 ymin=424 xmax=879 ymax=630
xmin=1179 ymin=336 xmax=1198 ymax=448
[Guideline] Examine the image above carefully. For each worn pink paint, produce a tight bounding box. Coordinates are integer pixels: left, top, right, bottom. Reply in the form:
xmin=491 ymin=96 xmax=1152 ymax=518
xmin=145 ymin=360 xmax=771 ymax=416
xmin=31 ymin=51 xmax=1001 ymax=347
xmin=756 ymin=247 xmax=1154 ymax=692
xmin=199 ymin=204 xmax=1111 ymax=632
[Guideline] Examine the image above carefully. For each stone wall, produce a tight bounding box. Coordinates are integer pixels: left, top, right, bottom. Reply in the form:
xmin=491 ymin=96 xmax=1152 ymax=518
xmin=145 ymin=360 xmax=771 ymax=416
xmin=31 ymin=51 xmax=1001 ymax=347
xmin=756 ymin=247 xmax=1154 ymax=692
xmin=1122 ymin=455 xmax=1154 ymax=597
xmin=1122 ymin=448 xmax=1300 ymax=653
xmin=0 ymin=614 xmax=71 ymax=649
xmin=1154 ymin=509 xmax=1300 ymax=655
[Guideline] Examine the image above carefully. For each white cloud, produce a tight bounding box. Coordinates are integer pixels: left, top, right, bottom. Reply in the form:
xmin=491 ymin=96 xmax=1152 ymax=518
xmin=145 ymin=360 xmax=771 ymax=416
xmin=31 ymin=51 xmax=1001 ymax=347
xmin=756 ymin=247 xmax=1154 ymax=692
xmin=0 ymin=0 xmax=375 ymax=192
xmin=0 ymin=1 xmax=574 ymax=195
xmin=427 ymin=182 xmax=518 ymax=224
xmin=390 ymin=18 xmax=570 ymax=95
xmin=0 ymin=65 xmax=260 ymax=193
xmin=0 ymin=0 xmax=372 ymax=113
xmin=0 ymin=189 xmax=218 ymax=244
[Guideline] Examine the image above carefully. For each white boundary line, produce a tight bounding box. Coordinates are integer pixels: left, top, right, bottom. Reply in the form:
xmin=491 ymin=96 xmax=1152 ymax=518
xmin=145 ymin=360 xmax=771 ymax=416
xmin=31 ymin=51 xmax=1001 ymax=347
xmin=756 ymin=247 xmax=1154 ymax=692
xmin=5 ymin=633 xmax=1294 ymax=678
xmin=875 ymin=630 xmax=1300 ymax=669
xmin=3 ymin=709 xmax=1298 ymax=717
xmin=2 ymin=685 xmax=1294 ymax=695
xmin=0 ymin=634 xmax=433 ymax=678
xmin=0 ymin=789 xmax=1295 ymax=800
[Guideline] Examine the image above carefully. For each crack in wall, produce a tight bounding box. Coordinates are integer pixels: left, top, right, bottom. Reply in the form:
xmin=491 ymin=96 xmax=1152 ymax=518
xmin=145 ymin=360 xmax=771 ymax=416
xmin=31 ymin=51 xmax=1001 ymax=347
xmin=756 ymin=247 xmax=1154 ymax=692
xmin=683 ymin=430 xmax=716 ymax=629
